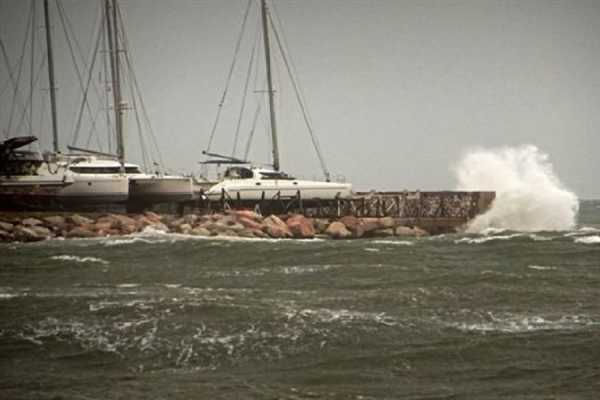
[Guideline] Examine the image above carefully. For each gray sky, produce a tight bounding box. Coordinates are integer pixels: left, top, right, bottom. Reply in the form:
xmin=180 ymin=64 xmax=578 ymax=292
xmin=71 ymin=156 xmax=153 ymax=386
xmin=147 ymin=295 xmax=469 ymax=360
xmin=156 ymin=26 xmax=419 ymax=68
xmin=1 ymin=0 xmax=599 ymax=198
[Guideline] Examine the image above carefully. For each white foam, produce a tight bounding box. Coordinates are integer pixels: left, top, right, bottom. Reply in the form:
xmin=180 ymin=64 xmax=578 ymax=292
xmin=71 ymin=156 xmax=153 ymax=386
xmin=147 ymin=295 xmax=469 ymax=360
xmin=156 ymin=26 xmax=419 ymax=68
xmin=364 ymin=247 xmax=381 ymax=252
xmin=51 ymin=255 xmax=109 ymax=265
xmin=454 ymin=233 xmax=523 ymax=244
xmin=528 ymin=265 xmax=557 ymax=271
xmin=565 ymin=227 xmax=599 ymax=237
xmin=372 ymin=240 xmax=414 ymax=246
xmin=450 ymin=314 xmax=596 ymax=333
xmin=455 ymin=145 xmax=579 ymax=232
xmin=574 ymin=235 xmax=600 ymax=245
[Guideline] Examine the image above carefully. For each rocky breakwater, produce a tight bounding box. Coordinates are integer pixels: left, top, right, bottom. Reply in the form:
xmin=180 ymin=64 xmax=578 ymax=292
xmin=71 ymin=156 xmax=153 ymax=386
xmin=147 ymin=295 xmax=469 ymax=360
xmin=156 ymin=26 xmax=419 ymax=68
xmin=0 ymin=211 xmax=429 ymax=242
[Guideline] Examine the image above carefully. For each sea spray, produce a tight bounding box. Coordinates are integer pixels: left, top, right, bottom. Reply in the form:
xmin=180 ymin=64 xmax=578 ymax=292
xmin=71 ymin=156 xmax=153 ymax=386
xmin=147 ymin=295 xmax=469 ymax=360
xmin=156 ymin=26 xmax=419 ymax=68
xmin=455 ymin=145 xmax=578 ymax=232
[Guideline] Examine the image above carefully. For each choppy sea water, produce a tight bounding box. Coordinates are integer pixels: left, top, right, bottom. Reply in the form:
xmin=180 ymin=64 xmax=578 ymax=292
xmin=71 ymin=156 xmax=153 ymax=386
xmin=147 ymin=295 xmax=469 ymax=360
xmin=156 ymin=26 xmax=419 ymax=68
xmin=1 ymin=201 xmax=599 ymax=399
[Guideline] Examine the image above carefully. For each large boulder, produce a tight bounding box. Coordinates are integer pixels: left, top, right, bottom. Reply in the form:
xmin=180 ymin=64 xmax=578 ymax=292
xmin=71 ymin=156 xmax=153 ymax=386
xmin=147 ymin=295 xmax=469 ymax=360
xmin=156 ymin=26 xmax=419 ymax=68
xmin=325 ymin=221 xmax=352 ymax=239
xmin=0 ymin=221 xmax=14 ymax=232
xmin=413 ymin=226 xmax=429 ymax=237
xmin=42 ymin=216 xmax=66 ymax=229
xmin=286 ymin=215 xmax=315 ymax=239
xmin=373 ymin=228 xmax=395 ymax=237
xmin=30 ymin=226 xmax=52 ymax=239
xmin=237 ymin=216 xmax=262 ymax=231
xmin=360 ymin=218 xmax=380 ymax=234
xmin=378 ymin=217 xmax=396 ymax=229
xmin=69 ymin=214 xmax=94 ymax=226
xmin=262 ymin=215 xmax=292 ymax=238
xmin=0 ymin=229 xmax=12 ymax=241
xmin=190 ymin=227 xmax=211 ymax=236
xmin=111 ymin=214 xmax=138 ymax=234
xmin=177 ymin=223 xmax=192 ymax=234
xmin=182 ymin=214 xmax=199 ymax=225
xmin=339 ymin=215 xmax=364 ymax=238
xmin=231 ymin=209 xmax=262 ymax=221
xmin=148 ymin=222 xmax=169 ymax=233
xmin=21 ymin=217 xmax=43 ymax=227
xmin=395 ymin=226 xmax=415 ymax=236
xmin=14 ymin=226 xmax=45 ymax=241
xmin=66 ymin=227 xmax=98 ymax=238
xmin=312 ymin=219 xmax=330 ymax=234
xmin=143 ymin=211 xmax=162 ymax=223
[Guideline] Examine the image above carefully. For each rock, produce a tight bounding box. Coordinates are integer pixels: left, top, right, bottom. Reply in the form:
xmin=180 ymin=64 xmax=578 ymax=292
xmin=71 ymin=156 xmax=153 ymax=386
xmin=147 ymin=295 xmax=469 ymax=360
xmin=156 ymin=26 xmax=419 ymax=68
xmin=143 ymin=211 xmax=162 ymax=223
xmin=14 ymin=226 xmax=45 ymax=241
xmin=237 ymin=217 xmax=262 ymax=231
xmin=250 ymin=229 xmax=268 ymax=238
xmin=0 ymin=229 xmax=13 ymax=241
xmin=177 ymin=223 xmax=192 ymax=234
xmin=373 ymin=228 xmax=395 ymax=237
xmin=0 ymin=221 xmax=14 ymax=232
xmin=395 ymin=226 xmax=415 ymax=236
xmin=238 ymin=229 xmax=256 ymax=238
xmin=325 ymin=221 xmax=352 ymax=239
xmin=339 ymin=215 xmax=360 ymax=231
xmin=42 ymin=216 xmax=66 ymax=228
xmin=378 ymin=217 xmax=396 ymax=229
xmin=148 ymin=222 xmax=169 ymax=233
xmin=286 ymin=215 xmax=315 ymax=238
xmin=413 ymin=226 xmax=429 ymax=237
xmin=262 ymin=215 xmax=292 ymax=238
xmin=21 ymin=217 xmax=43 ymax=227
xmin=360 ymin=218 xmax=380 ymax=233
xmin=183 ymin=214 xmax=199 ymax=225
xmin=94 ymin=221 xmax=114 ymax=232
xmin=66 ymin=226 xmax=98 ymax=238
xmin=339 ymin=216 xmax=364 ymax=238
xmin=230 ymin=209 xmax=262 ymax=221
xmin=107 ymin=214 xmax=138 ymax=234
xmin=96 ymin=216 xmax=118 ymax=229
xmin=217 ymin=229 xmax=238 ymax=237
xmin=190 ymin=227 xmax=211 ymax=236
xmin=69 ymin=214 xmax=94 ymax=226
xmin=30 ymin=225 xmax=52 ymax=239
xmin=312 ymin=218 xmax=330 ymax=233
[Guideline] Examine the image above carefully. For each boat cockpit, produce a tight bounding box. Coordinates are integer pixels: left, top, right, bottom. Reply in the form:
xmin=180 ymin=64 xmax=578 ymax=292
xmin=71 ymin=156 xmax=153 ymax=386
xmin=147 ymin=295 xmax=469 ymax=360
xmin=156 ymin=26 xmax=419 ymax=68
xmin=223 ymin=167 xmax=295 ymax=180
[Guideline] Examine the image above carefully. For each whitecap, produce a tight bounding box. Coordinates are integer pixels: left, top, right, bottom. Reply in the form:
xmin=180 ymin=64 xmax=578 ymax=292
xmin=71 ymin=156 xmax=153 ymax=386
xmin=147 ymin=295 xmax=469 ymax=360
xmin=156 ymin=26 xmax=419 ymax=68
xmin=364 ymin=248 xmax=380 ymax=252
xmin=574 ymin=235 xmax=600 ymax=245
xmin=116 ymin=283 xmax=140 ymax=288
xmin=449 ymin=314 xmax=597 ymax=333
xmin=372 ymin=240 xmax=414 ymax=246
xmin=51 ymin=255 xmax=109 ymax=265
xmin=528 ymin=265 xmax=556 ymax=271
xmin=454 ymin=233 xmax=523 ymax=244
xmin=565 ymin=227 xmax=600 ymax=237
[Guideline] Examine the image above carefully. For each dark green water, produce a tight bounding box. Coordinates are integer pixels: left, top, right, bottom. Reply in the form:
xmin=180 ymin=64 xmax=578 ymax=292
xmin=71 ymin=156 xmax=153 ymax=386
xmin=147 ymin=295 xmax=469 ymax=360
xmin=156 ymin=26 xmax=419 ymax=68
xmin=1 ymin=201 xmax=599 ymax=399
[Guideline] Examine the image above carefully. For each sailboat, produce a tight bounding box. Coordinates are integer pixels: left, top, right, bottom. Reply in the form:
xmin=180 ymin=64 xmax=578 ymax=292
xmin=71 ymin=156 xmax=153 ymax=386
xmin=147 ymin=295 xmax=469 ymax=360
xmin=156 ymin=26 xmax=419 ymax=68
xmin=0 ymin=0 xmax=128 ymax=209
xmin=203 ymin=0 xmax=352 ymax=202
xmin=56 ymin=0 xmax=192 ymax=210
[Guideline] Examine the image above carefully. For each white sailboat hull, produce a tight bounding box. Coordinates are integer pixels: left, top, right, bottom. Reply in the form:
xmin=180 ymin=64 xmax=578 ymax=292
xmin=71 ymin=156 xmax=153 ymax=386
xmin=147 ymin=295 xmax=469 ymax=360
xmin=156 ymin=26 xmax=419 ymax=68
xmin=56 ymin=174 xmax=129 ymax=204
xmin=205 ymin=179 xmax=353 ymax=201
xmin=129 ymin=175 xmax=194 ymax=204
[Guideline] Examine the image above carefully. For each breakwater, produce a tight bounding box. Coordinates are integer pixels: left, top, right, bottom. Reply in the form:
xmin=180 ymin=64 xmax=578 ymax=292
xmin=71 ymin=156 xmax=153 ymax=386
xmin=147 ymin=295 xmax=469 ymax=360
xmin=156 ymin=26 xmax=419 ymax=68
xmin=0 ymin=210 xmax=434 ymax=243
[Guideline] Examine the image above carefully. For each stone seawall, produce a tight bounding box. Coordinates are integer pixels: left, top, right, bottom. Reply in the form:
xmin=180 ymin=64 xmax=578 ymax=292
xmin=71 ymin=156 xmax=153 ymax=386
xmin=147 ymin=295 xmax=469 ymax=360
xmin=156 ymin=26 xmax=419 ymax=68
xmin=0 ymin=211 xmax=435 ymax=242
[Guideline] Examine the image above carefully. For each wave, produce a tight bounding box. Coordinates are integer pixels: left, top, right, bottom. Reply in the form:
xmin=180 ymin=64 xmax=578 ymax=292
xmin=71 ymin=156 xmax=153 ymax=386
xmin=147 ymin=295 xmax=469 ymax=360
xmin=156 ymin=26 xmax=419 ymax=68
xmin=371 ymin=240 xmax=414 ymax=246
xmin=448 ymin=313 xmax=597 ymax=333
xmin=50 ymin=255 xmax=109 ymax=265
xmin=574 ymin=235 xmax=600 ymax=245
xmin=455 ymin=145 xmax=579 ymax=232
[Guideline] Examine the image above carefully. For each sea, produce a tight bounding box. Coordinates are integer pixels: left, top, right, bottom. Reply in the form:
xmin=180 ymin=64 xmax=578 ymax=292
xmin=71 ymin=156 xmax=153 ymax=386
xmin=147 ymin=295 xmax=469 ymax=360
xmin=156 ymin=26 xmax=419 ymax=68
xmin=0 ymin=199 xmax=598 ymax=399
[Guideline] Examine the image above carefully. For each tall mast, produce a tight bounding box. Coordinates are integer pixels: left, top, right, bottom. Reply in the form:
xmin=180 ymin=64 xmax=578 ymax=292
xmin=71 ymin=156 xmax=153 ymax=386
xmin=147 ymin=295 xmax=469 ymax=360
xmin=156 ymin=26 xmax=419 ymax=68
xmin=105 ymin=0 xmax=125 ymax=172
xmin=43 ymin=0 xmax=59 ymax=153
xmin=260 ymin=0 xmax=279 ymax=171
